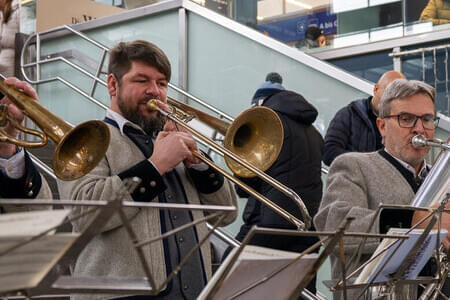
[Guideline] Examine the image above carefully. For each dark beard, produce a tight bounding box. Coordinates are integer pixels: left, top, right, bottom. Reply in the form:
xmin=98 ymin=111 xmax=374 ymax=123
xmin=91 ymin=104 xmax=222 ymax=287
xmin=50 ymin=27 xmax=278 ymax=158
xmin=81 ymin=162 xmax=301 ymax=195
xmin=118 ymin=97 xmax=165 ymax=136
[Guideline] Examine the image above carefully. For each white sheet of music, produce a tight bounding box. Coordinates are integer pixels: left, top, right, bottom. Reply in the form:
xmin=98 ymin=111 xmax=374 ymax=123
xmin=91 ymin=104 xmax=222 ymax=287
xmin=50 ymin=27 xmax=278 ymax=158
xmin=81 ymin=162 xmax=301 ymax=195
xmin=0 ymin=209 xmax=71 ymax=236
xmin=0 ymin=210 xmax=78 ymax=294
xmin=199 ymin=245 xmax=318 ymax=300
xmin=355 ymin=228 xmax=448 ymax=284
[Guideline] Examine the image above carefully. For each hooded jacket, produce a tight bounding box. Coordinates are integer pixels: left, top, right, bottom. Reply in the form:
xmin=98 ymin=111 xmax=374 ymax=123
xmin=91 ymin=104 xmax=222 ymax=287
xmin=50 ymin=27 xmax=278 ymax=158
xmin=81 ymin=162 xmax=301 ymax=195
xmin=323 ymin=97 xmax=381 ymax=166
xmin=235 ymin=90 xmax=324 ymax=252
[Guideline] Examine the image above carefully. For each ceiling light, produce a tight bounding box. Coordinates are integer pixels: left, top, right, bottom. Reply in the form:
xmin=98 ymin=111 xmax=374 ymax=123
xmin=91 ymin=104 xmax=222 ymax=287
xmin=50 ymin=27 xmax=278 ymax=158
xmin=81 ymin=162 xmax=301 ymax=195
xmin=286 ymin=0 xmax=313 ymax=10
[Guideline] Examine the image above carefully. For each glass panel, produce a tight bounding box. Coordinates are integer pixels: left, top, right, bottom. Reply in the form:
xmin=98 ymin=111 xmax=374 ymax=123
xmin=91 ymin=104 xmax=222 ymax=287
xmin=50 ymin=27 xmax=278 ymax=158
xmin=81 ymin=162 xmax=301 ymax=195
xmin=186 ymin=12 xmax=367 ymax=138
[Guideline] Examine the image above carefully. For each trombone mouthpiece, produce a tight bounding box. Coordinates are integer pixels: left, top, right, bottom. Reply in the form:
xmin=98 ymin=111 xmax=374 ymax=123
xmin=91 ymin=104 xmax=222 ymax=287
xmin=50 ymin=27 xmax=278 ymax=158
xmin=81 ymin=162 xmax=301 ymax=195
xmin=412 ymin=135 xmax=427 ymax=148
xmin=146 ymin=99 xmax=159 ymax=111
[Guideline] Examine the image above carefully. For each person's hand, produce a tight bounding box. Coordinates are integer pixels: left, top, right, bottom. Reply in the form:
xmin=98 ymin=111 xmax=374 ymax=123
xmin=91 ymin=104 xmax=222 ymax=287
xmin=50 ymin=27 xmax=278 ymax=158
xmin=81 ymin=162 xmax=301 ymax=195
xmin=161 ymin=119 xmax=202 ymax=168
xmin=151 ymin=99 xmax=170 ymax=113
xmin=412 ymin=202 xmax=450 ymax=251
xmin=149 ymin=129 xmax=200 ymax=174
xmin=0 ymin=78 xmax=39 ymax=158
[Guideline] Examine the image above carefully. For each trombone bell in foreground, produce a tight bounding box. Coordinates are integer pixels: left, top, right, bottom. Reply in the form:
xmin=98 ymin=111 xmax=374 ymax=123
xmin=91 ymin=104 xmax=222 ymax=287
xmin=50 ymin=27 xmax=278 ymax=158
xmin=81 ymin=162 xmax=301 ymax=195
xmin=0 ymin=78 xmax=110 ymax=181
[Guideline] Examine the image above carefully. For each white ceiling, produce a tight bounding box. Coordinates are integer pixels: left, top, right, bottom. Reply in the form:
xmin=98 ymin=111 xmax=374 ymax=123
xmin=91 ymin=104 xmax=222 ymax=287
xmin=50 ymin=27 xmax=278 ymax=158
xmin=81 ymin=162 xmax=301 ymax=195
xmin=258 ymin=0 xmax=331 ymax=20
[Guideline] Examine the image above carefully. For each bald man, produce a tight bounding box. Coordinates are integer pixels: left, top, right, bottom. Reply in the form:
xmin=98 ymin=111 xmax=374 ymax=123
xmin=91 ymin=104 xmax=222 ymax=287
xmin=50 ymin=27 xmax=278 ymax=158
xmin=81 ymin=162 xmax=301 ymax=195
xmin=323 ymin=70 xmax=405 ymax=166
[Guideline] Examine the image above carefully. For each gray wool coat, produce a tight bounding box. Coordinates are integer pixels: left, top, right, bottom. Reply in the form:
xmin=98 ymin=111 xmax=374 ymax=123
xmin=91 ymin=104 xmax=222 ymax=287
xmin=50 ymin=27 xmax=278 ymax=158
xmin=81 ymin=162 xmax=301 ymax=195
xmin=314 ymin=151 xmax=416 ymax=299
xmin=58 ymin=124 xmax=237 ymax=300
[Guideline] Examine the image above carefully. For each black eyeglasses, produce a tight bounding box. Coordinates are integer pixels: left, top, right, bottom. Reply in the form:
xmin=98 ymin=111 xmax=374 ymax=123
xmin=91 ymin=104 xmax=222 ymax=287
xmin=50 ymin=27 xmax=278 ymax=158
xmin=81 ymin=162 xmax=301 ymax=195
xmin=383 ymin=113 xmax=439 ymax=130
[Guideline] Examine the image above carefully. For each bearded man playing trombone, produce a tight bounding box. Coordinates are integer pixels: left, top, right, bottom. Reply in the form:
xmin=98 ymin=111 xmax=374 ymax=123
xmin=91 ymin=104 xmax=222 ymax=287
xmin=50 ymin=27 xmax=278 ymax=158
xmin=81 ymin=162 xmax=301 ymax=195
xmin=314 ymin=79 xmax=450 ymax=299
xmin=57 ymin=40 xmax=237 ymax=300
xmin=0 ymin=77 xmax=52 ymax=206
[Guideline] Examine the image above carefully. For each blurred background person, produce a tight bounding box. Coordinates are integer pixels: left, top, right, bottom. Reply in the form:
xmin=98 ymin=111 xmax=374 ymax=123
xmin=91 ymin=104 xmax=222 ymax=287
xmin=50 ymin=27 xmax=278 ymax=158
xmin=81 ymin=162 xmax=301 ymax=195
xmin=323 ymin=70 xmax=405 ymax=166
xmin=296 ymin=26 xmax=326 ymax=50
xmin=233 ymin=72 xmax=324 ymax=297
xmin=251 ymin=72 xmax=285 ymax=106
xmin=0 ymin=0 xmax=20 ymax=77
xmin=420 ymin=0 xmax=450 ymax=25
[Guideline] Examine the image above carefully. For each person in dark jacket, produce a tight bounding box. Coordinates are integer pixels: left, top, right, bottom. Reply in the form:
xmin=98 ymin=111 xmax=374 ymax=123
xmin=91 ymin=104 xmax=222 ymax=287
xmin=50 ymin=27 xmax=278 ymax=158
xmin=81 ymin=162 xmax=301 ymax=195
xmin=234 ymin=73 xmax=324 ymax=296
xmin=323 ymin=70 xmax=405 ymax=166
xmin=296 ymin=26 xmax=327 ymax=50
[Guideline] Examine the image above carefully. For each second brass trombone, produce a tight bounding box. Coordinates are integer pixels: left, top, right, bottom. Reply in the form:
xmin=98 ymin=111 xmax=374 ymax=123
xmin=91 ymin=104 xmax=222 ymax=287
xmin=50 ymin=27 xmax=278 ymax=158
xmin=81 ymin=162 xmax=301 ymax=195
xmin=147 ymin=97 xmax=311 ymax=230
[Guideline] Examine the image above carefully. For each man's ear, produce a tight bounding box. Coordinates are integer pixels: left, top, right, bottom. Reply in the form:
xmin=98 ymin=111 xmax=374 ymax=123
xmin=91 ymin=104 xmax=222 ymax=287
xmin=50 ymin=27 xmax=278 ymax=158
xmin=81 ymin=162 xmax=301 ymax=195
xmin=377 ymin=117 xmax=386 ymax=136
xmin=373 ymin=83 xmax=379 ymax=97
xmin=107 ymin=74 xmax=118 ymax=97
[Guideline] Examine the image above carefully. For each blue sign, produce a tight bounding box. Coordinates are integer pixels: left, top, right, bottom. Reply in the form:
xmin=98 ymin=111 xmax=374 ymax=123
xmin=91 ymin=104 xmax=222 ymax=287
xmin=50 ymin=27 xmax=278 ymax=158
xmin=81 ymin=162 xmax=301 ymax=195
xmin=258 ymin=10 xmax=337 ymax=43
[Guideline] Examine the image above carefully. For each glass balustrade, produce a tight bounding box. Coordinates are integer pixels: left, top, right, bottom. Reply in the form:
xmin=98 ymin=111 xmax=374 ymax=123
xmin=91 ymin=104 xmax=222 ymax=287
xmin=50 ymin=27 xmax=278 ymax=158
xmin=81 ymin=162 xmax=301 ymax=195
xmin=20 ymin=0 xmax=449 ymax=52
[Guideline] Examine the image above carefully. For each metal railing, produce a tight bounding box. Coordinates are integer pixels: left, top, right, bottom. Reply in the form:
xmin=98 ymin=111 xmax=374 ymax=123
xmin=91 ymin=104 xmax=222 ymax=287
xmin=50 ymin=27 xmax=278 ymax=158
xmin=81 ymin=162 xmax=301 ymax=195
xmin=21 ymin=25 xmax=234 ymax=122
xmin=390 ymin=43 xmax=450 ymax=119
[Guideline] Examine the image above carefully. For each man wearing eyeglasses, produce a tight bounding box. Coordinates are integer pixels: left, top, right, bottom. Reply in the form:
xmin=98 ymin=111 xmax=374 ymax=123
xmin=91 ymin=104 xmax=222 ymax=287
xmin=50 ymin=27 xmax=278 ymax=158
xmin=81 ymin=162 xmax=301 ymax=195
xmin=314 ymin=79 xmax=449 ymax=299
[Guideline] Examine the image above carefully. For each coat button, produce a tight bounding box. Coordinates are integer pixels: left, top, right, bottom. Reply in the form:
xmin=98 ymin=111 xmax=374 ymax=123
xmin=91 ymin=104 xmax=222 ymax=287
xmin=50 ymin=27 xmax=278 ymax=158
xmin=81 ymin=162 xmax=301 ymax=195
xmin=139 ymin=187 xmax=146 ymax=194
xmin=150 ymin=181 xmax=156 ymax=187
xmin=27 ymin=190 xmax=34 ymax=197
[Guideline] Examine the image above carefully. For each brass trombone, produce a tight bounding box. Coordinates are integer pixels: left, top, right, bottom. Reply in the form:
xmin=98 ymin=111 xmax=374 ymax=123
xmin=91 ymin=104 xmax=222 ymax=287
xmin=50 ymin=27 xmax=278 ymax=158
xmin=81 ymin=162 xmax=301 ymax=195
xmin=0 ymin=77 xmax=110 ymax=181
xmin=147 ymin=97 xmax=311 ymax=230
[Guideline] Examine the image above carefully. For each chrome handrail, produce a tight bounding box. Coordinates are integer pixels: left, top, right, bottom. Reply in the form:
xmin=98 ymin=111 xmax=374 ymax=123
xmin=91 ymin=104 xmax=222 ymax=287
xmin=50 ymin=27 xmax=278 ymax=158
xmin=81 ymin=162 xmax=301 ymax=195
xmin=20 ymin=25 xmax=233 ymax=122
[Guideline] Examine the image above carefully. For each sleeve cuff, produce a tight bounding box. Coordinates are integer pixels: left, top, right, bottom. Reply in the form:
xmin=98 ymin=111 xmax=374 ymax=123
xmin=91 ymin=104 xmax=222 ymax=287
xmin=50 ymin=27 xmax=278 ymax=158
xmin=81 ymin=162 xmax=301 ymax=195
xmin=186 ymin=152 xmax=224 ymax=194
xmin=118 ymin=159 xmax=167 ymax=202
xmin=0 ymin=150 xmax=42 ymax=199
xmin=0 ymin=147 xmax=26 ymax=178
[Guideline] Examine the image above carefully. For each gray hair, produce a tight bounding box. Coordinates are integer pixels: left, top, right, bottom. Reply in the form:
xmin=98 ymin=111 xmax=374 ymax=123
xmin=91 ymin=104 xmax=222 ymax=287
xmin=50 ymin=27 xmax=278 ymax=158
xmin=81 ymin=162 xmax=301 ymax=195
xmin=379 ymin=79 xmax=435 ymax=118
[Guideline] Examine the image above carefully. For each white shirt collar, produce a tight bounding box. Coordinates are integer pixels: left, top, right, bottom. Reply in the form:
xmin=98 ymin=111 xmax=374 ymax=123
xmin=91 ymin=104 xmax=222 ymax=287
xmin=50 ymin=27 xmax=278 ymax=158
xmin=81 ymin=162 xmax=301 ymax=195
xmin=384 ymin=148 xmax=429 ymax=179
xmin=105 ymin=109 xmax=145 ymax=136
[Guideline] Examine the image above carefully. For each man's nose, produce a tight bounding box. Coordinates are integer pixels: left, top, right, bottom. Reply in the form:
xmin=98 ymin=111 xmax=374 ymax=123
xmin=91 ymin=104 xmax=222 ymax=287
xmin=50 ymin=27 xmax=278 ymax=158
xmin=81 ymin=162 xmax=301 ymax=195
xmin=412 ymin=118 xmax=426 ymax=133
xmin=145 ymin=81 xmax=159 ymax=95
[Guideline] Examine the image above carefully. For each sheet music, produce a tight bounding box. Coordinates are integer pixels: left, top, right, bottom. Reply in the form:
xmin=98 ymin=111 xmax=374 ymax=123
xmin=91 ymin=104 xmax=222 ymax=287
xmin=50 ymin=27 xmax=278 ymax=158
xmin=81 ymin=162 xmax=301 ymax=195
xmin=0 ymin=209 xmax=70 ymax=236
xmin=355 ymin=228 xmax=448 ymax=284
xmin=0 ymin=210 xmax=77 ymax=294
xmin=0 ymin=234 xmax=78 ymax=294
xmin=199 ymin=245 xmax=318 ymax=300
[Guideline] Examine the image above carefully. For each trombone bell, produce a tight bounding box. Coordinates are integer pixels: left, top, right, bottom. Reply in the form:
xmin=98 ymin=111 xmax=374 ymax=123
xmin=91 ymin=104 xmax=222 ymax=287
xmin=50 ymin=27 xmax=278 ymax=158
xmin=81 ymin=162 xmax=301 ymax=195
xmin=224 ymin=106 xmax=283 ymax=178
xmin=53 ymin=120 xmax=110 ymax=181
xmin=0 ymin=78 xmax=110 ymax=181
xmin=163 ymin=96 xmax=284 ymax=178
